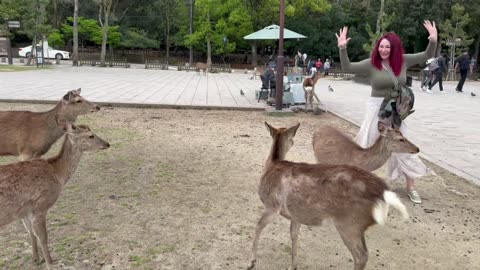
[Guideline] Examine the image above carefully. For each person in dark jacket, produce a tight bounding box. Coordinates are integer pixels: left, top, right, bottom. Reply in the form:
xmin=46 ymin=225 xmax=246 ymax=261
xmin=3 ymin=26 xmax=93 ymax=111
xmin=455 ymin=51 xmax=470 ymax=92
xmin=428 ymin=54 xmax=447 ymax=93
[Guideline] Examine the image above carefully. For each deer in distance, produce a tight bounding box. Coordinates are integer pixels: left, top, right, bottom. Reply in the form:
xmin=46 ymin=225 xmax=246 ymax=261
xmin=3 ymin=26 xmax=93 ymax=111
xmin=0 ymin=117 xmax=110 ymax=270
xmin=312 ymin=122 xmax=419 ymax=171
xmin=248 ymin=122 xmax=409 ymax=270
xmin=196 ymin=62 xmax=208 ymax=75
xmin=0 ymin=88 xmax=100 ymax=161
xmin=302 ymin=72 xmax=323 ymax=109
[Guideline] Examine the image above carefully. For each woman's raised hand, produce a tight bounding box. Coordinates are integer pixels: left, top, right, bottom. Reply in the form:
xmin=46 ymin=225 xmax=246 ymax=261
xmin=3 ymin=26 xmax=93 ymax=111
xmin=336 ymin=26 xmax=351 ymax=48
xmin=423 ymin=20 xmax=437 ymax=42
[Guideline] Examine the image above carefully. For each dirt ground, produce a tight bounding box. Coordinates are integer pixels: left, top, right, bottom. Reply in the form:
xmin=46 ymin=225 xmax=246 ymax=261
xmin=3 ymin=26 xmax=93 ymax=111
xmin=0 ymin=103 xmax=479 ymax=270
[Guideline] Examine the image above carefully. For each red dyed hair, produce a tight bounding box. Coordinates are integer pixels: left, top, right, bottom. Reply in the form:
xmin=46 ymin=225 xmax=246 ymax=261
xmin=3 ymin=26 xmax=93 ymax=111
xmin=371 ymin=32 xmax=405 ymax=76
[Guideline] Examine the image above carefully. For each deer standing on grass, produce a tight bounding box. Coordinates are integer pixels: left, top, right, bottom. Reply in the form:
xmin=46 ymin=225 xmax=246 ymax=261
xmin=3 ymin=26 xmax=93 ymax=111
xmin=0 ymin=88 xmax=100 ymax=161
xmin=195 ymin=62 xmax=208 ymax=75
xmin=0 ymin=117 xmax=110 ymax=270
xmin=313 ymin=123 xmax=419 ymax=171
xmin=248 ymin=122 xmax=409 ymax=270
xmin=302 ymin=72 xmax=323 ymax=109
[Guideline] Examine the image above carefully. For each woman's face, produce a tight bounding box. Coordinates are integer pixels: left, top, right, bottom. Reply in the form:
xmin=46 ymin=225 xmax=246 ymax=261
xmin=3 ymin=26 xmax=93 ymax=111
xmin=378 ymin=39 xmax=391 ymax=60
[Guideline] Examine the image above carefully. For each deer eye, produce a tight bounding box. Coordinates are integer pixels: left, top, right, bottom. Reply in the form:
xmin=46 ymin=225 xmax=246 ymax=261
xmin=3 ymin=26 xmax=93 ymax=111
xmin=399 ymin=139 xmax=405 ymax=142
xmin=76 ymin=100 xmax=83 ymax=103
xmin=72 ymin=125 xmax=77 ymax=130
xmin=89 ymin=135 xmax=94 ymax=139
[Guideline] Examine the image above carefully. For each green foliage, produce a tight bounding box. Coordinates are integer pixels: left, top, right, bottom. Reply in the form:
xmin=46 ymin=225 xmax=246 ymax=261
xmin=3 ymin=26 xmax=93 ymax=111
xmin=47 ymin=29 xmax=64 ymax=47
xmin=120 ymin=28 xmax=159 ymax=48
xmin=61 ymin=17 xmax=120 ymax=47
xmin=439 ymin=3 xmax=473 ymax=54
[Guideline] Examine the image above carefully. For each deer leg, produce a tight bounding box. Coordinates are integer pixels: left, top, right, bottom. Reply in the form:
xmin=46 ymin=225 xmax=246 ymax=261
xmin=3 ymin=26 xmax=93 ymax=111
xmin=288 ymin=220 xmax=301 ymax=270
xmin=248 ymin=208 xmax=278 ymax=270
xmin=334 ymin=222 xmax=368 ymax=270
xmin=303 ymin=88 xmax=309 ymax=109
xmin=22 ymin=217 xmax=40 ymax=263
xmin=32 ymin=214 xmax=53 ymax=270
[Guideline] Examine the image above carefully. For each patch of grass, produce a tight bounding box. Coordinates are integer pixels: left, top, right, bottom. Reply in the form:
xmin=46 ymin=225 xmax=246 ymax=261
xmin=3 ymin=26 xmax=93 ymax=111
xmin=281 ymin=244 xmax=292 ymax=254
xmin=146 ymin=244 xmax=175 ymax=256
xmin=129 ymin=255 xmax=150 ymax=267
xmin=0 ymin=65 xmax=50 ymax=72
xmin=155 ymin=162 xmax=175 ymax=181
xmin=0 ymin=259 xmax=6 ymax=267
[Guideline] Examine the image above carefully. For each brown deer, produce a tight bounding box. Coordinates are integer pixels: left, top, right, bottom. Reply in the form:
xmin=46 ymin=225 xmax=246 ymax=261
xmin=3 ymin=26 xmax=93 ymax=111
xmin=195 ymin=62 xmax=208 ymax=75
xmin=0 ymin=88 xmax=100 ymax=161
xmin=313 ymin=123 xmax=419 ymax=171
xmin=0 ymin=117 xmax=110 ymax=270
xmin=302 ymin=72 xmax=323 ymax=109
xmin=248 ymin=122 xmax=409 ymax=270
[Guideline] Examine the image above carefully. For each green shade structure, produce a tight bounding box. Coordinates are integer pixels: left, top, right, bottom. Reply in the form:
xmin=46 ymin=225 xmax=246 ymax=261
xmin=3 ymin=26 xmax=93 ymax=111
xmin=244 ymin=24 xmax=307 ymax=40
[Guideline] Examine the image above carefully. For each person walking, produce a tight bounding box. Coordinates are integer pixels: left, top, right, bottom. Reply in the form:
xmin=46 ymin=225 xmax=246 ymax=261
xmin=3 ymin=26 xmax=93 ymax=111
xmin=428 ymin=54 xmax=447 ymax=93
xmin=455 ymin=51 xmax=470 ymax=92
xmin=421 ymin=60 xmax=433 ymax=92
xmin=336 ymin=20 xmax=437 ymax=204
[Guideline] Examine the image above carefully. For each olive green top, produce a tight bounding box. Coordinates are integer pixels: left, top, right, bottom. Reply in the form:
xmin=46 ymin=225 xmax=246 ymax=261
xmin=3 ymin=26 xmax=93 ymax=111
xmin=339 ymin=41 xmax=436 ymax=98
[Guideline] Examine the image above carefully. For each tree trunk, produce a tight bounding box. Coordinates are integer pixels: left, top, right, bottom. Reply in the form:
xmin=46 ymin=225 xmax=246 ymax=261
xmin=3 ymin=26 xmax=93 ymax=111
xmin=99 ymin=0 xmax=112 ymax=67
xmin=73 ymin=0 xmax=79 ymax=66
xmin=206 ymin=12 xmax=212 ymax=65
xmin=207 ymin=35 xmax=212 ymax=66
xmin=372 ymin=0 xmax=384 ymax=48
xmin=251 ymin=42 xmax=257 ymax=66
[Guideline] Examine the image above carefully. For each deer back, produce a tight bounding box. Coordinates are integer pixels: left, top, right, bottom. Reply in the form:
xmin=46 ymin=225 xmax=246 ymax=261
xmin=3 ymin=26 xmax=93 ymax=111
xmin=0 ymin=159 xmax=60 ymax=228
xmin=0 ymin=88 xmax=100 ymax=159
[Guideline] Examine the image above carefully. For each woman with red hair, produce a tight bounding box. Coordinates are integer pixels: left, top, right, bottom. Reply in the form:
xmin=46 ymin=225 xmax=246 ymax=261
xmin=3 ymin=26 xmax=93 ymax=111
xmin=336 ymin=20 xmax=437 ymax=204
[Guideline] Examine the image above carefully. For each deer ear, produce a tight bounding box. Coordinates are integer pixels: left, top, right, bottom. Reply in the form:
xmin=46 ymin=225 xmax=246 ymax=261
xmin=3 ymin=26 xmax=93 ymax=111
xmin=55 ymin=115 xmax=70 ymax=131
xmin=73 ymin=88 xmax=81 ymax=95
xmin=63 ymin=91 xmax=75 ymax=102
xmin=287 ymin=123 xmax=300 ymax=138
xmin=265 ymin=122 xmax=275 ymax=136
xmin=378 ymin=121 xmax=389 ymax=137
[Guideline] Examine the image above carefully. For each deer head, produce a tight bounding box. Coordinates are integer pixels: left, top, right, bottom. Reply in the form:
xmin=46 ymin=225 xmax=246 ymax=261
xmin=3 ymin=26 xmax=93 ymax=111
xmin=265 ymin=122 xmax=300 ymax=160
xmin=56 ymin=115 xmax=110 ymax=151
xmin=378 ymin=122 xmax=419 ymax=154
xmin=60 ymin=88 xmax=100 ymax=116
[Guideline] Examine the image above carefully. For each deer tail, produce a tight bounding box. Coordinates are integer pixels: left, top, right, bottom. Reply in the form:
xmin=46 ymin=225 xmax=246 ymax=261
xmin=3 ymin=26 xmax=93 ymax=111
xmin=372 ymin=190 xmax=409 ymax=225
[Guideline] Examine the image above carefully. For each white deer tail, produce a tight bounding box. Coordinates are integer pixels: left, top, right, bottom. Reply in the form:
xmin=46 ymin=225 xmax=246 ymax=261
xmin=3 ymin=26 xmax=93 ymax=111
xmin=373 ymin=191 xmax=409 ymax=225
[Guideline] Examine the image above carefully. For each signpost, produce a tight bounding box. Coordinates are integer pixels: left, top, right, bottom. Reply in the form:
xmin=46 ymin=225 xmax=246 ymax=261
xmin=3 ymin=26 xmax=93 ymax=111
xmin=5 ymin=21 xmax=21 ymax=65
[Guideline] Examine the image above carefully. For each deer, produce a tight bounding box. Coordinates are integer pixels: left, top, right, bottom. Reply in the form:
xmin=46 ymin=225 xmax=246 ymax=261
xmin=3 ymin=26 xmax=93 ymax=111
xmin=0 ymin=117 xmax=110 ymax=270
xmin=248 ymin=122 xmax=409 ymax=270
xmin=302 ymin=72 xmax=323 ymax=109
xmin=195 ymin=62 xmax=208 ymax=75
xmin=0 ymin=88 xmax=100 ymax=161
xmin=312 ymin=123 xmax=419 ymax=172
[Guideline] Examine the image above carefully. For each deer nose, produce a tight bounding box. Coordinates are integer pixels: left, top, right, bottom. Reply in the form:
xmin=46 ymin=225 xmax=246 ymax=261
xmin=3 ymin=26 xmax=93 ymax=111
xmin=102 ymin=142 xmax=110 ymax=149
xmin=412 ymin=147 xmax=420 ymax=153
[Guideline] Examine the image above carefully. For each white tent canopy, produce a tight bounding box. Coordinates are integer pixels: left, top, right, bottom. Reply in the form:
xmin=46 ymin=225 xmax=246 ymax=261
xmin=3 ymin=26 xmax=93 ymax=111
xmin=243 ymin=24 xmax=307 ymax=40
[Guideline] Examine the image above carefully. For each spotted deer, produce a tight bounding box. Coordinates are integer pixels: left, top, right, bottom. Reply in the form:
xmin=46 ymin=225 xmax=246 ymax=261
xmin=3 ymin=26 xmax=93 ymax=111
xmin=0 ymin=118 xmax=110 ymax=270
xmin=0 ymin=88 xmax=100 ymax=161
xmin=313 ymin=123 xmax=419 ymax=171
xmin=248 ymin=122 xmax=409 ymax=270
xmin=302 ymin=72 xmax=323 ymax=109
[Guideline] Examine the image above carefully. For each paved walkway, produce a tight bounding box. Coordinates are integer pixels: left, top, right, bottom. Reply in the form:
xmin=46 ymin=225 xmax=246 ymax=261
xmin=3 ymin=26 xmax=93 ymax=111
xmin=0 ymin=62 xmax=479 ymax=186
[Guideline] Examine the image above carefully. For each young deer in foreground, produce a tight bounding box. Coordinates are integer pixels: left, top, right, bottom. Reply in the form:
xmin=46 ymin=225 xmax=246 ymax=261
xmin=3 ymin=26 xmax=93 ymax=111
xmin=0 ymin=117 xmax=110 ymax=270
xmin=0 ymin=88 xmax=100 ymax=161
xmin=302 ymin=72 xmax=323 ymax=109
xmin=248 ymin=122 xmax=409 ymax=270
xmin=313 ymin=123 xmax=419 ymax=171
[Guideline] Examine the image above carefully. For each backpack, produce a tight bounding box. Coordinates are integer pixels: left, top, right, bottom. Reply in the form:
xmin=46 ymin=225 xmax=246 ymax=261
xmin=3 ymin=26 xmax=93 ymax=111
xmin=379 ymin=62 xmax=415 ymax=128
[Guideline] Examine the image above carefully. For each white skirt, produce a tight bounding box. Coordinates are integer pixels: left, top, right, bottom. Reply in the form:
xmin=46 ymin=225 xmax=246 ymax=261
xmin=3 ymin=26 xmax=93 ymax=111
xmin=355 ymin=97 xmax=432 ymax=181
